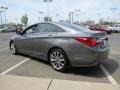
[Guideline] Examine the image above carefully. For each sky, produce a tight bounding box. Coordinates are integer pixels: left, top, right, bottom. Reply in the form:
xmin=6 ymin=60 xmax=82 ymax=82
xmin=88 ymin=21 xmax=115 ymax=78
xmin=0 ymin=0 xmax=120 ymax=24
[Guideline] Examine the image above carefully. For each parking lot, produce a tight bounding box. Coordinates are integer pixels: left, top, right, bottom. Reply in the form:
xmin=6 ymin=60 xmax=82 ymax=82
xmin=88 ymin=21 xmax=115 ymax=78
xmin=0 ymin=32 xmax=120 ymax=85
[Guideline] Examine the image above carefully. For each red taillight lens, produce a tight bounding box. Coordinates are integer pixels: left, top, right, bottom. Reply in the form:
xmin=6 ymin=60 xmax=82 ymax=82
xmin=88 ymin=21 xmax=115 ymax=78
xmin=75 ymin=37 xmax=99 ymax=47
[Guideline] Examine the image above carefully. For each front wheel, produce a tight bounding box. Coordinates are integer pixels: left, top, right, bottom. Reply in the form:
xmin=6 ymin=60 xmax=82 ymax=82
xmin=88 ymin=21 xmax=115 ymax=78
xmin=49 ymin=49 xmax=68 ymax=72
xmin=10 ymin=42 xmax=18 ymax=55
xmin=2 ymin=30 xmax=5 ymax=32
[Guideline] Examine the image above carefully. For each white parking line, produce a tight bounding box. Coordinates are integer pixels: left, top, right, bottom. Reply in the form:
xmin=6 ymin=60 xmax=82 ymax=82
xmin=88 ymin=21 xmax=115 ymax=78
xmin=0 ymin=47 xmax=9 ymax=51
xmin=110 ymin=50 xmax=120 ymax=54
xmin=1 ymin=58 xmax=29 ymax=75
xmin=100 ymin=64 xmax=118 ymax=85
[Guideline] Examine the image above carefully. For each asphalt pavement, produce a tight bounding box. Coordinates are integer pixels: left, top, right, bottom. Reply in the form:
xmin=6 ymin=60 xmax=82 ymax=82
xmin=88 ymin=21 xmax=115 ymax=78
xmin=0 ymin=32 xmax=120 ymax=84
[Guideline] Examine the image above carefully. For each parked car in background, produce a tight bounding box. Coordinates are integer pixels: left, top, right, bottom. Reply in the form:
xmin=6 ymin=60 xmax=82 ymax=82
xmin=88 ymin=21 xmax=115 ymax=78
xmin=107 ymin=24 xmax=120 ymax=33
xmin=0 ymin=26 xmax=16 ymax=32
xmin=89 ymin=24 xmax=112 ymax=34
xmin=10 ymin=22 xmax=109 ymax=72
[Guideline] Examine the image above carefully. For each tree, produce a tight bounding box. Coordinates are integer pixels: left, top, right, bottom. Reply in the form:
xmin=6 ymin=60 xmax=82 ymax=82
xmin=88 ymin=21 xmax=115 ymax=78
xmin=21 ymin=14 xmax=28 ymax=26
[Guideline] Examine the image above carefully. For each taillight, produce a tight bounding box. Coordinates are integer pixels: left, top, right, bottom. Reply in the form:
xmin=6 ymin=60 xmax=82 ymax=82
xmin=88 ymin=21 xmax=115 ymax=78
xmin=75 ymin=37 xmax=101 ymax=47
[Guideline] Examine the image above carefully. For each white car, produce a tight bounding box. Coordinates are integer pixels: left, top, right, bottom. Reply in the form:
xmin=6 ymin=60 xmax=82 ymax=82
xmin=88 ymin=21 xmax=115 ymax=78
xmin=108 ymin=24 xmax=120 ymax=32
xmin=0 ymin=26 xmax=15 ymax=32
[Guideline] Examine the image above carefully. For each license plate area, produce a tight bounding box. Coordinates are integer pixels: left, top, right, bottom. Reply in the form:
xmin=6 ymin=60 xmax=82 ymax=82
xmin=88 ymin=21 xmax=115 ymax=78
xmin=100 ymin=38 xmax=108 ymax=48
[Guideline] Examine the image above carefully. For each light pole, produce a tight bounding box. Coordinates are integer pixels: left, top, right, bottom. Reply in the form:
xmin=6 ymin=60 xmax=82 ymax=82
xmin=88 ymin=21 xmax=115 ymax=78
xmin=43 ymin=0 xmax=52 ymax=17
xmin=69 ymin=12 xmax=71 ymax=23
xmin=56 ymin=14 xmax=59 ymax=21
xmin=0 ymin=11 xmax=3 ymax=25
xmin=96 ymin=13 xmax=101 ymax=23
xmin=69 ymin=12 xmax=74 ymax=23
xmin=107 ymin=15 xmax=109 ymax=22
xmin=1 ymin=6 xmax=8 ymax=24
xmin=69 ymin=10 xmax=80 ymax=24
xmin=110 ymin=8 xmax=117 ymax=25
xmin=39 ymin=11 xmax=44 ymax=22
xmin=71 ymin=12 xmax=74 ymax=23
xmin=75 ymin=9 xmax=80 ymax=22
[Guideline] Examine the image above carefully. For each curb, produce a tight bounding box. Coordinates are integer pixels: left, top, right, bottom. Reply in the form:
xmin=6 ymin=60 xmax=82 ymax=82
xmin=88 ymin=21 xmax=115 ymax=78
xmin=0 ymin=75 xmax=120 ymax=90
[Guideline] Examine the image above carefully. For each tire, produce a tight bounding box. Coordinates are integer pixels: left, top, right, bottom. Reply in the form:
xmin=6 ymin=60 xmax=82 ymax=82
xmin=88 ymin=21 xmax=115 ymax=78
xmin=49 ymin=49 xmax=68 ymax=72
xmin=10 ymin=41 xmax=18 ymax=55
xmin=107 ymin=31 xmax=112 ymax=34
xmin=2 ymin=30 xmax=5 ymax=32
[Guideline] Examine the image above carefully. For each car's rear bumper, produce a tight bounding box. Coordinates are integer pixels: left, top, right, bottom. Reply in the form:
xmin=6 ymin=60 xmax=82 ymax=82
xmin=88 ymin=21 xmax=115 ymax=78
xmin=66 ymin=47 xmax=110 ymax=67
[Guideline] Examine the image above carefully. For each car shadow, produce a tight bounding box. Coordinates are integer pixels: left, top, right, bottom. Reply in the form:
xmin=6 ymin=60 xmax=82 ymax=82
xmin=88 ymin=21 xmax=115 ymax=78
xmin=18 ymin=54 xmax=119 ymax=78
xmin=19 ymin=53 xmax=50 ymax=66
xmin=102 ymin=58 xmax=119 ymax=75
xmin=64 ymin=58 xmax=119 ymax=78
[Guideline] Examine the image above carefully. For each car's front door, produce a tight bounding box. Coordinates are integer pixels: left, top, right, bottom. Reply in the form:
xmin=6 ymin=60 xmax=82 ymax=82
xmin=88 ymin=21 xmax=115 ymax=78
xmin=15 ymin=24 xmax=38 ymax=55
xmin=30 ymin=23 xmax=58 ymax=60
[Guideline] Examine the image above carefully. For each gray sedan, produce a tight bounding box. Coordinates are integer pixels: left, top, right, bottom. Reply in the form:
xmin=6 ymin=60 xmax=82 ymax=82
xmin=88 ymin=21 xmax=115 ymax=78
xmin=9 ymin=22 xmax=109 ymax=72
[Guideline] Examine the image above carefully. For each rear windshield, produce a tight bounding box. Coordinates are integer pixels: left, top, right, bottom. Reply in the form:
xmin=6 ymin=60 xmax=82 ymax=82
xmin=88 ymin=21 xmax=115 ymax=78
xmin=57 ymin=22 xmax=90 ymax=32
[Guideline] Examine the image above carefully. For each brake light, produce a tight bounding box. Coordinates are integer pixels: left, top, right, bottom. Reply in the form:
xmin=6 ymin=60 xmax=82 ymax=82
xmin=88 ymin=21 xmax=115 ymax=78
xmin=75 ymin=37 xmax=100 ymax=47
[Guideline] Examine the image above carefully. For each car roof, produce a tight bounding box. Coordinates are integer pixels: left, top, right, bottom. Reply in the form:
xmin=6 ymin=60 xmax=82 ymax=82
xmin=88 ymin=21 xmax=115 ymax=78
xmin=29 ymin=22 xmax=99 ymax=34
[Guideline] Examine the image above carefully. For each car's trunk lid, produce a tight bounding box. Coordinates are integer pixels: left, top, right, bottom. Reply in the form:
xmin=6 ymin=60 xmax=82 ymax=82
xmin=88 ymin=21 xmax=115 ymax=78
xmin=92 ymin=32 xmax=108 ymax=48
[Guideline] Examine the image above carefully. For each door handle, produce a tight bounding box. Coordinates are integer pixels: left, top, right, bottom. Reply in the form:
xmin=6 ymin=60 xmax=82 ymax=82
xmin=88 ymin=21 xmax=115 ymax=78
xmin=48 ymin=35 xmax=54 ymax=38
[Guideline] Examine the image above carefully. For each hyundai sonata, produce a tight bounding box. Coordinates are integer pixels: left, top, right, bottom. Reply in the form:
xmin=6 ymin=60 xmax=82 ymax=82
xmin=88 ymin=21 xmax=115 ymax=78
xmin=9 ymin=22 xmax=109 ymax=72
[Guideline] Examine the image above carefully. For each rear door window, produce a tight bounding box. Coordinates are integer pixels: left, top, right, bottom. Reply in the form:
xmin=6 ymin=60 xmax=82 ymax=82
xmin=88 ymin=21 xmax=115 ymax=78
xmin=37 ymin=24 xmax=56 ymax=33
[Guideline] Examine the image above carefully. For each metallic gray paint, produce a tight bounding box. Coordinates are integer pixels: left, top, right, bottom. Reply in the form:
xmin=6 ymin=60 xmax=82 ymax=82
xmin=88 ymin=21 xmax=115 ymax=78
xmin=10 ymin=22 xmax=110 ymax=67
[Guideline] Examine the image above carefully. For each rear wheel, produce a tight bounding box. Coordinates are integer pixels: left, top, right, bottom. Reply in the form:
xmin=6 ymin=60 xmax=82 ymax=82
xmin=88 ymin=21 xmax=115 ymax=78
xmin=10 ymin=42 xmax=18 ymax=55
xmin=49 ymin=49 xmax=68 ymax=72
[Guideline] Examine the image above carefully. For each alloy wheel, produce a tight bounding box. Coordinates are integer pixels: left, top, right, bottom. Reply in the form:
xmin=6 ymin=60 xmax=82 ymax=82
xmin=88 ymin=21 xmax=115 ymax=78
xmin=50 ymin=50 xmax=65 ymax=70
xmin=10 ymin=42 xmax=16 ymax=54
